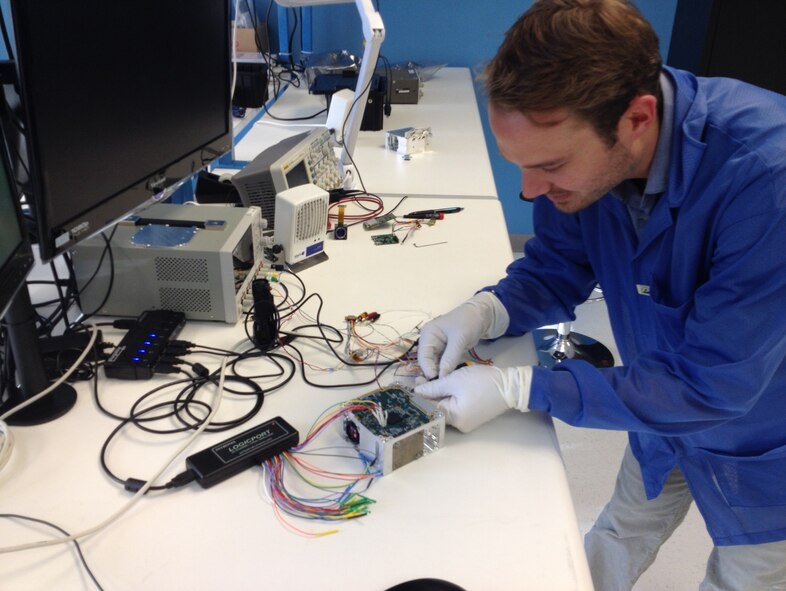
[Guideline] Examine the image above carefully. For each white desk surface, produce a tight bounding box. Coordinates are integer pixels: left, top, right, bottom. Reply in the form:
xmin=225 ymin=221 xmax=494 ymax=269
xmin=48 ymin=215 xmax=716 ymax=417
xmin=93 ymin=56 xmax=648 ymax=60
xmin=232 ymin=68 xmax=498 ymax=200
xmin=0 ymin=196 xmax=591 ymax=590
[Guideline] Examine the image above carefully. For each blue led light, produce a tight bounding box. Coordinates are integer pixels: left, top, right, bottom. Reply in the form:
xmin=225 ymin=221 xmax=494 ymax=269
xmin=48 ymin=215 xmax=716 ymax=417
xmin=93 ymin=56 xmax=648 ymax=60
xmin=132 ymin=356 xmax=141 ymax=362
xmin=137 ymin=348 xmax=147 ymax=354
xmin=148 ymin=333 xmax=158 ymax=338
xmin=143 ymin=340 xmax=152 ymax=346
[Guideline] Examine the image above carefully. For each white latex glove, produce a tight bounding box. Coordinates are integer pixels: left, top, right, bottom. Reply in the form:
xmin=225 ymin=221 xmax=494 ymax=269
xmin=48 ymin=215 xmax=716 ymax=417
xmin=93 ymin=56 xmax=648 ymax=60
xmin=414 ymin=364 xmax=532 ymax=433
xmin=417 ymin=292 xmax=510 ymax=379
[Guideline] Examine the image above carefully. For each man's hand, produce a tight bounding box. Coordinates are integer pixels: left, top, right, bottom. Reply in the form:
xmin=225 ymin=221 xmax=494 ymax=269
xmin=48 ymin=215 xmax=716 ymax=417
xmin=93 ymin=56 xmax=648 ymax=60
xmin=417 ymin=292 xmax=510 ymax=379
xmin=414 ymin=364 xmax=532 ymax=433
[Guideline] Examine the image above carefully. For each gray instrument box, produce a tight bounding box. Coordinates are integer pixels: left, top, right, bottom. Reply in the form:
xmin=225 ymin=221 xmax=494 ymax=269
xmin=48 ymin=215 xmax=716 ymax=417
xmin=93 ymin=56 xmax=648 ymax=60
xmin=71 ymin=203 xmax=266 ymax=323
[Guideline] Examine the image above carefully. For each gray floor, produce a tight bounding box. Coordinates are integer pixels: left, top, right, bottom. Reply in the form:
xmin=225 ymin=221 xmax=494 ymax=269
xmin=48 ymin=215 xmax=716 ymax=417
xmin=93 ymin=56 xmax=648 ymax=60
xmin=557 ymin=297 xmax=712 ymax=589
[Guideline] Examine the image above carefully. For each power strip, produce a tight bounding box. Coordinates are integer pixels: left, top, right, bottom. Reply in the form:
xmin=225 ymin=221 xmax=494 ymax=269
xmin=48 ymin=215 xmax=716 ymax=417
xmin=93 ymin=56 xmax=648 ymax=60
xmin=104 ymin=310 xmax=186 ymax=379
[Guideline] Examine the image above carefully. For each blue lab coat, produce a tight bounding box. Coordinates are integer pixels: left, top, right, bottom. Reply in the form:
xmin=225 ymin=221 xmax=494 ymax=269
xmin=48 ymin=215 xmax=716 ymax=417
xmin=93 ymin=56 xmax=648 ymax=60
xmin=489 ymin=67 xmax=786 ymax=546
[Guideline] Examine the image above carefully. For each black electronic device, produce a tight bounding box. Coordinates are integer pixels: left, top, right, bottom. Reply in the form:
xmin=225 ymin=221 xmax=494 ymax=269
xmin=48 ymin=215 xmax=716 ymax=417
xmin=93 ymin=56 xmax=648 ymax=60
xmin=311 ymin=73 xmax=387 ymax=131
xmin=5 ymin=0 xmax=233 ymax=262
xmin=233 ymin=63 xmax=270 ymax=108
xmin=186 ymin=417 xmax=299 ymax=488
xmin=194 ymin=171 xmax=242 ymax=205
xmin=376 ymin=66 xmax=419 ymax=104
xmin=104 ymin=310 xmax=187 ymax=380
xmin=334 ymin=223 xmax=349 ymax=240
xmin=667 ymin=0 xmax=786 ymax=96
xmin=0 ymin=0 xmax=232 ymax=424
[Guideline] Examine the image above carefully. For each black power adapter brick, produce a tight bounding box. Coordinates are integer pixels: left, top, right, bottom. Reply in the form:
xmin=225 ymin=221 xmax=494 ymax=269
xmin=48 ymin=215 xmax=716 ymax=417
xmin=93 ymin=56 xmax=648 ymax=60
xmin=186 ymin=417 xmax=299 ymax=488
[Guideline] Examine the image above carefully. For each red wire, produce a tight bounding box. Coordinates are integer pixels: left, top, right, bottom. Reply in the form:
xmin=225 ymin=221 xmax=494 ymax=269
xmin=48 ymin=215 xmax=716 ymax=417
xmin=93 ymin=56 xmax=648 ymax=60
xmin=327 ymin=194 xmax=384 ymax=225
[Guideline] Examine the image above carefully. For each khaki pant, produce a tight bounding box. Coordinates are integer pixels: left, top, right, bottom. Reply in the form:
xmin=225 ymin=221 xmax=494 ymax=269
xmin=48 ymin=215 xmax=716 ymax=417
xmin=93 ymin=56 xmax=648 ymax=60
xmin=585 ymin=445 xmax=786 ymax=590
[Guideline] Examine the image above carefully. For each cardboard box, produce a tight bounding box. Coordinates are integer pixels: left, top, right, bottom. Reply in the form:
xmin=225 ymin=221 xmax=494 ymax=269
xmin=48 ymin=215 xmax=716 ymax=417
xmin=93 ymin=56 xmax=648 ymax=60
xmin=235 ymin=26 xmax=269 ymax=53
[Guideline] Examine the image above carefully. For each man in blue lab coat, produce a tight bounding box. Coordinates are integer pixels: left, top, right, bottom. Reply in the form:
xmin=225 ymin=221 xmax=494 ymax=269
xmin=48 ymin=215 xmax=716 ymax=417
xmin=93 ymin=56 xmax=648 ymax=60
xmin=414 ymin=0 xmax=786 ymax=588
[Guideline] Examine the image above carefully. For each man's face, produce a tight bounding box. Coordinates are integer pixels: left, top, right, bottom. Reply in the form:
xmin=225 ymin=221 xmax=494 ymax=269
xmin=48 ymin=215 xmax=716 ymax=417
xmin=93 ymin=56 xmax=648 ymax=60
xmin=489 ymin=105 xmax=639 ymax=214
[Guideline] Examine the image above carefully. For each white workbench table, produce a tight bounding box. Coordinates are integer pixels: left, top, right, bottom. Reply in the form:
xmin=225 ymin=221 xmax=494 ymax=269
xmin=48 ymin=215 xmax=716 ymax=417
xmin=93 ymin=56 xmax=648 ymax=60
xmin=232 ymin=67 xmax=498 ymax=200
xmin=0 ymin=196 xmax=591 ymax=590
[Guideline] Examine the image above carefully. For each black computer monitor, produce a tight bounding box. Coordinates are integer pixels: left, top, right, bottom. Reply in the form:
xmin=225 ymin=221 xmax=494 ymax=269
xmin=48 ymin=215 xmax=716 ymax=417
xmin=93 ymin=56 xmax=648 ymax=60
xmin=8 ymin=0 xmax=233 ymax=262
xmin=0 ymin=0 xmax=233 ymax=424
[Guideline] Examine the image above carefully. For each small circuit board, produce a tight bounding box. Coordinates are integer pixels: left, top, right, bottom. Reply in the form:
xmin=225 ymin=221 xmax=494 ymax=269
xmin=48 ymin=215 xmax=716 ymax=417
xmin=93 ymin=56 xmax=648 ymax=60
xmin=371 ymin=233 xmax=399 ymax=246
xmin=343 ymin=386 xmax=445 ymax=475
xmin=363 ymin=212 xmax=396 ymax=231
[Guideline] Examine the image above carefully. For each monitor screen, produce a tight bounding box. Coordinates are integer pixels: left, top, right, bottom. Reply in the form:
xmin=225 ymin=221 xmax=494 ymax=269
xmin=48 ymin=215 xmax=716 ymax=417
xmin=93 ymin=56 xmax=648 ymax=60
xmin=285 ymin=159 xmax=311 ymax=189
xmin=9 ymin=0 xmax=233 ymax=262
xmin=0 ymin=141 xmax=33 ymax=319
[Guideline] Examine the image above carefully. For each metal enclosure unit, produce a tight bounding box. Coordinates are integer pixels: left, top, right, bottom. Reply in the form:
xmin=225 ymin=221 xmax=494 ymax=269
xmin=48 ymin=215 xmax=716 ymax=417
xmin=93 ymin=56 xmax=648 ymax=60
xmin=72 ymin=204 xmax=266 ymax=323
xmin=343 ymin=386 xmax=446 ymax=475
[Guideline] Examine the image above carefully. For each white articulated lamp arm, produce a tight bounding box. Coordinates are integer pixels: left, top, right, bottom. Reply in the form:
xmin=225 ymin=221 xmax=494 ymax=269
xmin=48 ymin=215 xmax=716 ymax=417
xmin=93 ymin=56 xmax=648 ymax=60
xmin=274 ymin=0 xmax=385 ymax=185
xmin=339 ymin=0 xmax=384 ymax=170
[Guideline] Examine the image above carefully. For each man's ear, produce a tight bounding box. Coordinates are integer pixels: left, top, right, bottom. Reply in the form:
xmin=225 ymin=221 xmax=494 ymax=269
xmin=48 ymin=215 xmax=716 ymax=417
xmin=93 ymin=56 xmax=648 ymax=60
xmin=620 ymin=94 xmax=658 ymax=142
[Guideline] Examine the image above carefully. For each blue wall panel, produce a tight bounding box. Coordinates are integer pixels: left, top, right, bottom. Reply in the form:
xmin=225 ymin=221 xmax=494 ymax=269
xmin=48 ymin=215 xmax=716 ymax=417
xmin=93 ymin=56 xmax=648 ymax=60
xmin=307 ymin=0 xmax=677 ymax=235
xmin=2 ymin=1 xmax=677 ymax=233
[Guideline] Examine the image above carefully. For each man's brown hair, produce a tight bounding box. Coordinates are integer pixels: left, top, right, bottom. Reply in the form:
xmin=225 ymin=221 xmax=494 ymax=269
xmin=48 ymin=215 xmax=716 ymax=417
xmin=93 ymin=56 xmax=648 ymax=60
xmin=485 ymin=0 xmax=662 ymax=146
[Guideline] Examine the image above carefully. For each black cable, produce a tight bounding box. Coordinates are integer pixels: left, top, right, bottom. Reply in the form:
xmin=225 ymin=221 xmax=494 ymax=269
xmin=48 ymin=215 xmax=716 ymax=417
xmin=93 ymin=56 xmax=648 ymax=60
xmin=48 ymin=260 xmax=70 ymax=326
xmin=263 ymin=106 xmax=327 ymax=122
xmin=172 ymin=373 xmax=265 ymax=433
xmin=93 ymin=373 xmax=194 ymax=422
xmin=130 ymin=372 xmax=264 ymax=434
xmin=265 ymin=0 xmax=275 ymax=47
xmin=98 ymin=369 xmax=266 ymax=492
xmin=99 ymin=396 xmax=208 ymax=492
xmin=275 ymin=269 xmax=306 ymax=320
xmin=338 ymin=65 xmax=380 ymax=193
xmin=228 ymin=349 xmax=296 ymax=387
xmin=380 ymin=54 xmax=393 ymax=117
xmin=55 ymin=320 xmax=104 ymax=381
xmin=267 ymin=271 xmax=415 ymax=387
xmin=279 ymin=323 xmax=343 ymax=345
xmin=244 ymin=1 xmax=323 ymax=121
xmin=0 ymin=514 xmax=104 ymax=590
xmin=287 ymin=8 xmax=299 ymax=68
xmin=75 ymin=228 xmax=117 ymax=323
xmin=243 ymin=0 xmax=264 ymax=54
xmin=230 ymin=268 xmax=405 ymax=388
xmin=31 ymin=271 xmax=71 ymax=338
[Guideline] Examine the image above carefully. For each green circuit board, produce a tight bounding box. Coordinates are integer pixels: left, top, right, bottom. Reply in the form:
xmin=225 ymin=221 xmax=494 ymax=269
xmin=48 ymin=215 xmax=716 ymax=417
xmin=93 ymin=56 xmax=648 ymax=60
xmin=371 ymin=233 xmax=399 ymax=245
xmin=352 ymin=387 xmax=431 ymax=438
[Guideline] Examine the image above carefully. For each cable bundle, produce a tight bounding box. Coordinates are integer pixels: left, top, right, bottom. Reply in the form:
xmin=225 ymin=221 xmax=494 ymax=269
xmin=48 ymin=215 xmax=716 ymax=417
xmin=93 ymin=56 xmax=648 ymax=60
xmin=262 ymin=399 xmax=384 ymax=537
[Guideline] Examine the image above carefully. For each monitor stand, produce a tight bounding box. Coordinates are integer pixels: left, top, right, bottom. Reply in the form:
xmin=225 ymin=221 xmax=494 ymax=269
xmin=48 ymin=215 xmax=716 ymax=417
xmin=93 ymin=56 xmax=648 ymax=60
xmin=0 ymin=286 xmax=76 ymax=426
